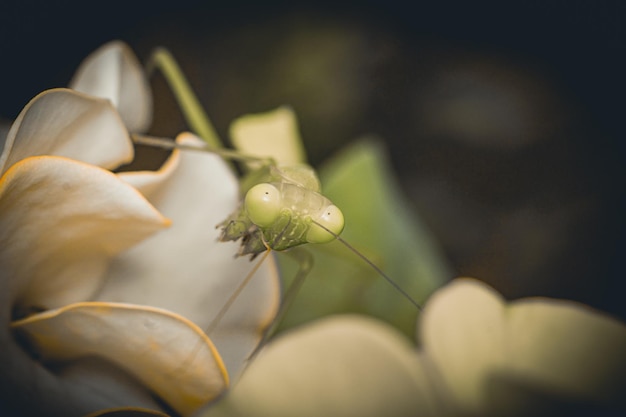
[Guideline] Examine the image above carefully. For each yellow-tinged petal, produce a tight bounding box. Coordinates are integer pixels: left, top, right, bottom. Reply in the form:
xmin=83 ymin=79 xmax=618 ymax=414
xmin=200 ymin=315 xmax=432 ymax=417
xmin=499 ymin=298 xmax=626 ymax=411
xmin=70 ymin=41 xmax=153 ymax=133
xmin=0 ymin=155 xmax=169 ymax=309
xmin=0 ymin=88 xmax=133 ymax=175
xmin=420 ymin=278 xmax=507 ymax=414
xmin=420 ymin=278 xmax=626 ymax=415
xmin=100 ymin=133 xmax=280 ymax=379
xmin=12 ymin=302 xmax=228 ymax=417
xmin=229 ymin=106 xmax=306 ymax=166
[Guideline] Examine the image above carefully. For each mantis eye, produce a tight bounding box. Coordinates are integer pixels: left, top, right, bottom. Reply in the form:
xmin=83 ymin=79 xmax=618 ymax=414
xmin=245 ymin=183 xmax=282 ymax=227
xmin=306 ymin=204 xmax=345 ymax=244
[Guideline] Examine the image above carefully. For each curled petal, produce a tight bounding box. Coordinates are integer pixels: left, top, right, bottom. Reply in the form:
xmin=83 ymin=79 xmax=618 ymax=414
xmin=0 ymin=88 xmax=133 ymax=175
xmin=70 ymin=41 xmax=153 ymax=133
xmin=229 ymin=106 xmax=306 ymax=166
xmin=0 ymin=156 xmax=169 ymax=309
xmin=12 ymin=302 xmax=228 ymax=416
xmin=100 ymin=133 xmax=280 ymax=379
xmin=200 ymin=315 xmax=431 ymax=417
xmin=117 ymin=137 xmax=180 ymax=196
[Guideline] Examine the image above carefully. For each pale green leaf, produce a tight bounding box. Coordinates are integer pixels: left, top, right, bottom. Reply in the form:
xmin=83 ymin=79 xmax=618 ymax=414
xmin=229 ymin=106 xmax=306 ymax=166
xmin=278 ymin=139 xmax=452 ymax=336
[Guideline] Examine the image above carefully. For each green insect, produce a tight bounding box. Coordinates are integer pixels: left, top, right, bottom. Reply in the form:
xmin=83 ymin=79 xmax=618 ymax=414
xmin=135 ymin=48 xmax=423 ymax=343
xmin=219 ymin=163 xmax=345 ymax=256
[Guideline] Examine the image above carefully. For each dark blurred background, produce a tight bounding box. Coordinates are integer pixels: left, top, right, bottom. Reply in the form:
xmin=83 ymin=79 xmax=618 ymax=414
xmin=1 ymin=1 xmax=624 ymax=319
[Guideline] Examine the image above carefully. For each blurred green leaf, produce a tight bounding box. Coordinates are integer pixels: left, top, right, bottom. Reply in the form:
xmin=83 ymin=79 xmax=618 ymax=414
xmin=277 ymin=138 xmax=452 ymax=337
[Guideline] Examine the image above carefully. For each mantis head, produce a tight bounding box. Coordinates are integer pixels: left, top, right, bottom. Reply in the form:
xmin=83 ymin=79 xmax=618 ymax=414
xmin=244 ymin=183 xmax=345 ymax=245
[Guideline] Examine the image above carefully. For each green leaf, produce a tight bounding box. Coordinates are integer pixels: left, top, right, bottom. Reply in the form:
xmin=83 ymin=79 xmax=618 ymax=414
xmin=277 ymin=138 xmax=452 ymax=337
xmin=229 ymin=106 xmax=307 ymax=166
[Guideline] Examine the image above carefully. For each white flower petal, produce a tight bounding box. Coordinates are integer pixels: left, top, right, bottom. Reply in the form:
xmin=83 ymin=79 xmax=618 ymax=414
xmin=97 ymin=132 xmax=280 ymax=378
xmin=229 ymin=106 xmax=306 ymax=166
xmin=0 ymin=156 xmax=169 ymax=309
xmin=200 ymin=315 xmax=432 ymax=417
xmin=500 ymin=298 xmax=626 ymax=411
xmin=12 ymin=302 xmax=228 ymax=416
xmin=420 ymin=278 xmax=507 ymax=415
xmin=420 ymin=278 xmax=626 ymax=415
xmin=0 ymin=88 xmax=133 ymax=175
xmin=70 ymin=41 xmax=153 ymax=132
xmin=117 ymin=138 xmax=180 ymax=196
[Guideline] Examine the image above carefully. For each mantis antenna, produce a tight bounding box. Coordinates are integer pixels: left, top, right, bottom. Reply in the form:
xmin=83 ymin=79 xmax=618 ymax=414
xmin=311 ymin=220 xmax=423 ymax=311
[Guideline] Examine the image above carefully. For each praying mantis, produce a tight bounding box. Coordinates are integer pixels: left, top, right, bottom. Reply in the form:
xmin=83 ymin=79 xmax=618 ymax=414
xmin=135 ymin=48 xmax=445 ymax=342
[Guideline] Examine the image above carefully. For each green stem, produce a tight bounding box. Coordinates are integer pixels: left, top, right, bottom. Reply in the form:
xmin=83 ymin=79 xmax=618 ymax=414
xmin=146 ymin=47 xmax=223 ymax=149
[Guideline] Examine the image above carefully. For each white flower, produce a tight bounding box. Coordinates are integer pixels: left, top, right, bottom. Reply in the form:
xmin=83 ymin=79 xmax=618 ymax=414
xmin=0 ymin=41 xmax=280 ymax=417
xmin=199 ymin=278 xmax=626 ymax=417
xmin=420 ymin=278 xmax=626 ymax=416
